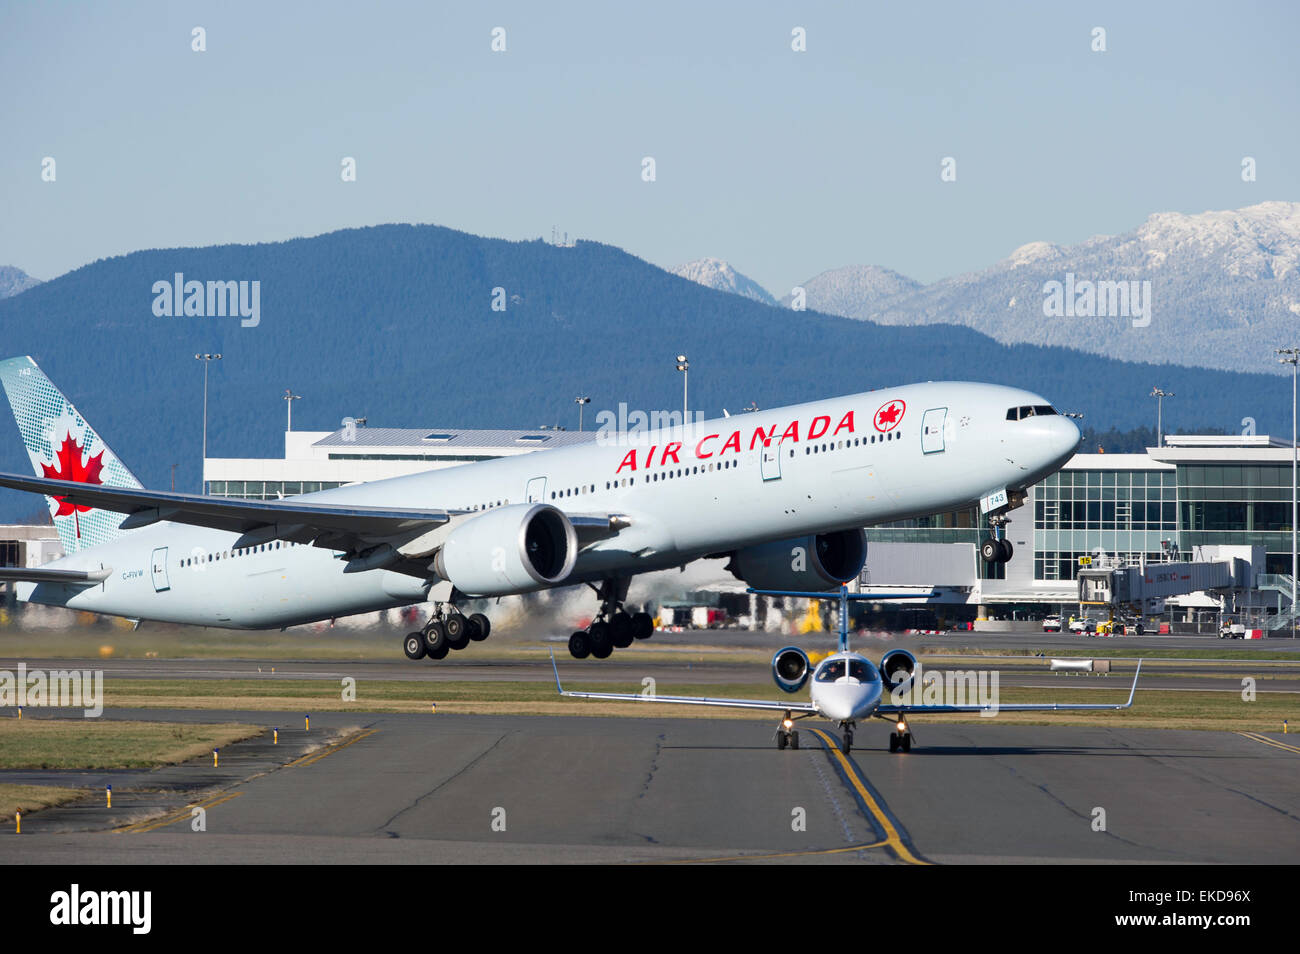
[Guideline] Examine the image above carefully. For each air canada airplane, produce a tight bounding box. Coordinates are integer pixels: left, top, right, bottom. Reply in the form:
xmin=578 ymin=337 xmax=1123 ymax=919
xmin=0 ymin=355 xmax=1079 ymax=662
xmin=554 ymin=584 xmax=1144 ymax=754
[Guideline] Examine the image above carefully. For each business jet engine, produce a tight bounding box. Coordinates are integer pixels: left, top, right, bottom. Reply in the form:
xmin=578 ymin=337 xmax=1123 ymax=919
xmin=772 ymin=646 xmax=812 ymax=694
xmin=880 ymin=649 xmax=917 ymax=693
xmin=727 ymin=529 xmax=867 ymax=592
xmin=433 ymin=503 xmax=577 ymax=597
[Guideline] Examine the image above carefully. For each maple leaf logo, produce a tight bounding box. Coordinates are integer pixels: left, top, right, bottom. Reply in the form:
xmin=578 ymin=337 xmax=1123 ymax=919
xmin=874 ymin=400 xmax=906 ymax=432
xmin=41 ymin=432 xmax=105 ymax=517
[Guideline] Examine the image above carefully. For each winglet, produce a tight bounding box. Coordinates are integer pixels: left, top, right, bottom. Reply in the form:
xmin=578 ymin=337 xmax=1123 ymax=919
xmin=1123 ymin=659 xmax=1143 ymax=708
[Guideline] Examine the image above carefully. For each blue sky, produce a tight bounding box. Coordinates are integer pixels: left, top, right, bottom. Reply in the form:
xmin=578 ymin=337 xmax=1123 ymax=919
xmin=2 ymin=1 xmax=1296 ymax=293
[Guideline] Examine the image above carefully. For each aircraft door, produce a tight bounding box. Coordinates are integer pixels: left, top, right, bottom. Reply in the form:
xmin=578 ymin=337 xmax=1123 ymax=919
xmin=151 ymin=547 xmax=171 ymax=592
xmin=525 ymin=477 xmax=547 ymax=503
xmin=760 ymin=439 xmax=782 ymax=481
xmin=921 ymin=407 xmax=947 ymax=454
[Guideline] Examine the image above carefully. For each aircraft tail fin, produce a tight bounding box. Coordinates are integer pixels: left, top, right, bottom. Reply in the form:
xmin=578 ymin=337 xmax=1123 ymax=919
xmin=0 ymin=355 xmax=143 ymax=554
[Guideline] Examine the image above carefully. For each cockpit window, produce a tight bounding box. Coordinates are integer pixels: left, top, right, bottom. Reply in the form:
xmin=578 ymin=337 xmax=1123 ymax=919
xmin=815 ymin=660 xmax=846 ymax=682
xmin=1006 ymin=405 xmax=1060 ymax=421
xmin=815 ymin=658 xmax=876 ymax=683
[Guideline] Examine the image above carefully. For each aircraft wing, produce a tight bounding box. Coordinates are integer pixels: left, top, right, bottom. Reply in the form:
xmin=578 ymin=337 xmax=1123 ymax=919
xmin=876 ymin=660 xmax=1143 ymax=714
xmin=550 ymin=651 xmax=818 ymax=713
xmin=0 ymin=566 xmax=111 ymax=586
xmin=0 ymin=471 xmax=453 ymax=552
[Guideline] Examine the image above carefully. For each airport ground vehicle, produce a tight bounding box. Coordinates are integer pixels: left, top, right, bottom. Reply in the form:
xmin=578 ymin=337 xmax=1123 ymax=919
xmin=1042 ymin=614 xmax=1062 ymax=632
xmin=1219 ymin=621 xmax=1246 ymax=639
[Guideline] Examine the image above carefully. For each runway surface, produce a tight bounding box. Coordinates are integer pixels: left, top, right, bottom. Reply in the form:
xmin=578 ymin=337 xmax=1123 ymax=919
xmin=2 ymin=707 xmax=1296 ymax=864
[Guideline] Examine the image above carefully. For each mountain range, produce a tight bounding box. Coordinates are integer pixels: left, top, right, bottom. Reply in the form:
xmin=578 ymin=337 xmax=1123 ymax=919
xmin=670 ymin=202 xmax=1300 ymax=376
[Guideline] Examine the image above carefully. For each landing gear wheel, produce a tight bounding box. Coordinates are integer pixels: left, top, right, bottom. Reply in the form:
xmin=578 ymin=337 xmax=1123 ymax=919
xmin=901 ymin=734 xmax=912 ymax=753
xmin=444 ymin=614 xmax=470 ymax=651
xmin=777 ymin=732 xmax=788 ymax=751
xmin=468 ymin=613 xmax=491 ymax=641
xmin=403 ymin=633 xmax=426 ymax=660
xmin=980 ymin=539 xmax=1001 ymax=564
xmin=589 ymin=626 xmax=614 ymax=659
xmin=997 ymin=539 xmax=1013 ymax=562
xmin=889 ymin=734 xmax=899 ymax=753
xmin=790 ymin=731 xmax=799 ymax=750
xmin=427 ymin=643 xmax=449 ymax=661
xmin=424 ymin=621 xmax=447 ymax=655
xmin=631 ymin=611 xmax=654 ymax=640
xmin=568 ymin=631 xmax=591 ymax=659
xmin=610 ymin=611 xmax=634 ymax=648
xmin=840 ymin=727 xmax=853 ymax=754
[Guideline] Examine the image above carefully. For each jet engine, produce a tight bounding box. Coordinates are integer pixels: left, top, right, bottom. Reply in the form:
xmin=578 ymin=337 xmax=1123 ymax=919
xmin=727 ymin=529 xmax=867 ymax=592
xmin=433 ymin=503 xmax=577 ymax=597
xmin=772 ymin=646 xmax=812 ymax=694
xmin=880 ymin=648 xmax=917 ymax=693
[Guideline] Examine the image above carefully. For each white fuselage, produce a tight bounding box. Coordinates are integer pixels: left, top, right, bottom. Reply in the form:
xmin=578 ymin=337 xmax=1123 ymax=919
xmin=20 ymin=381 xmax=1078 ymax=628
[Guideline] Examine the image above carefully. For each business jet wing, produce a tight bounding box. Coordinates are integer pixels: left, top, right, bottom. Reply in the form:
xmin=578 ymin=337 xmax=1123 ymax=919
xmin=876 ymin=660 xmax=1143 ymax=714
xmin=0 ymin=566 xmax=112 ymax=586
xmin=0 ymin=471 xmax=453 ymax=551
xmin=550 ymin=651 xmax=818 ymax=713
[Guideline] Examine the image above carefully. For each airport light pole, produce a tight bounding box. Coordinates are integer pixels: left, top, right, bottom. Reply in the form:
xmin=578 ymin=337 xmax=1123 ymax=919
xmin=1278 ymin=348 xmax=1299 ymax=635
xmin=574 ymin=396 xmax=590 ymax=432
xmin=675 ymin=354 xmax=689 ymax=423
xmin=195 ymin=353 xmax=221 ymax=493
xmin=284 ymin=389 xmax=301 ymax=432
xmin=1150 ymin=387 xmax=1174 ymax=448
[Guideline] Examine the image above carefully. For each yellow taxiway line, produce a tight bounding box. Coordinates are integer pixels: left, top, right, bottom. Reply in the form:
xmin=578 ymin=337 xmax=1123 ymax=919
xmin=1236 ymin=731 xmax=1300 ymax=755
xmin=285 ymin=728 xmax=379 ymax=768
xmin=807 ymin=728 xmax=930 ymax=865
xmin=115 ymin=791 xmax=243 ymax=834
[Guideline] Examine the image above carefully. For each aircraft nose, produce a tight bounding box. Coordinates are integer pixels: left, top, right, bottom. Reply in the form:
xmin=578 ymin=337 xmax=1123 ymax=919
xmin=1023 ymin=413 xmax=1080 ymax=469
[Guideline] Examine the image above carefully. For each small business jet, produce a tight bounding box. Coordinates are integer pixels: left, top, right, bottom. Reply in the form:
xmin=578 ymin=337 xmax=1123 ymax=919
xmin=0 ymin=356 xmax=1079 ymax=662
xmin=554 ymin=584 xmax=1143 ymax=753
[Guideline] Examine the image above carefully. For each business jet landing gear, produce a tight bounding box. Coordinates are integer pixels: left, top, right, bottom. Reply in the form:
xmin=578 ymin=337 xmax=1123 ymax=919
xmin=569 ymin=579 xmax=655 ymax=659
xmin=839 ymin=723 xmax=855 ymax=754
xmin=980 ymin=515 xmax=1013 ymax=564
xmin=775 ymin=710 xmax=801 ymax=750
xmin=406 ymin=603 xmax=491 ymax=662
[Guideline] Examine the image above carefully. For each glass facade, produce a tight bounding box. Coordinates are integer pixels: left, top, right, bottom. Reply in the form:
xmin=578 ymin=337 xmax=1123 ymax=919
xmin=1033 ymin=469 xmax=1178 ymax=581
xmin=1178 ymin=464 xmax=1294 ymax=572
xmin=865 ymin=456 xmax=1297 ymax=583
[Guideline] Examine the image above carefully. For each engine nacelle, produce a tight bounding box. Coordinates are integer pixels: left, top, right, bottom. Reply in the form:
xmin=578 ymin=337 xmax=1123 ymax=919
xmin=728 ymin=529 xmax=867 ymax=592
xmin=880 ymin=649 xmax=917 ymax=693
xmin=433 ymin=503 xmax=577 ymax=597
xmin=772 ymin=646 xmax=812 ymax=694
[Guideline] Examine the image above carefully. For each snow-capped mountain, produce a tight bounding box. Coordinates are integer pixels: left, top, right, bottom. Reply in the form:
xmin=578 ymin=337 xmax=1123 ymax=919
xmin=796 ymin=202 xmax=1300 ymax=375
xmin=778 ymin=265 xmax=922 ymax=317
xmin=0 ymin=266 xmax=40 ymax=299
xmin=670 ymin=258 xmax=776 ymax=306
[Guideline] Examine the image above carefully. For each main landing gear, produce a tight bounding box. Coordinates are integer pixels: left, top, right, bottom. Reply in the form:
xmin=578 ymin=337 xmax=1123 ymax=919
xmin=402 ymin=603 xmax=491 ymax=662
xmin=980 ymin=514 xmax=1014 ymax=564
xmin=775 ymin=710 xmax=806 ymax=750
xmin=568 ymin=578 xmax=654 ymax=659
